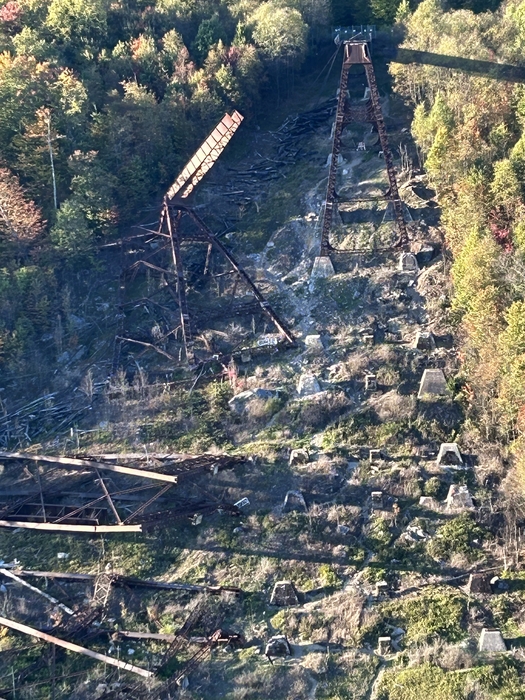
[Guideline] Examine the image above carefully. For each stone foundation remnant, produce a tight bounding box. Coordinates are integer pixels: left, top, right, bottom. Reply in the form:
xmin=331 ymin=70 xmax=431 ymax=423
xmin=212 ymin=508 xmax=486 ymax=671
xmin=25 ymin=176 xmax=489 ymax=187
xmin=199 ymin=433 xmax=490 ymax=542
xmin=369 ymin=449 xmax=382 ymax=464
xmin=414 ymin=331 xmax=436 ymax=351
xmin=265 ymin=635 xmax=291 ymax=658
xmin=479 ymin=628 xmax=506 ymax=652
xmin=270 ymin=581 xmax=299 ymax=606
xmin=377 ymin=637 xmax=391 ymax=655
xmin=436 ymin=442 xmax=464 ymax=468
xmin=466 ymin=573 xmax=492 ymax=595
xmin=283 ymin=490 xmax=307 ymax=513
xmin=446 ymin=484 xmax=474 ymax=510
xmin=417 ymin=368 xmax=449 ymax=399
xmin=398 ymin=252 xmax=419 ymax=274
xmin=365 ymin=374 xmax=377 ymax=392
xmin=297 ymin=374 xmax=321 ymax=397
xmin=289 ymin=449 xmax=309 ymax=466
xmin=311 ymin=256 xmax=335 ymax=279
xmin=371 ymin=491 xmax=383 ymax=508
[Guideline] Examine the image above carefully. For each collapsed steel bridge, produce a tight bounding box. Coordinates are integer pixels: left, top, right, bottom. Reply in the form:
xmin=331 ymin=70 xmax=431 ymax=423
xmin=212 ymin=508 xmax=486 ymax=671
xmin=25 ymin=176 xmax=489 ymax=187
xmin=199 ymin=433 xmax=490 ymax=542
xmin=115 ymin=111 xmax=295 ymax=371
xmin=0 ymin=452 xmax=242 ymax=532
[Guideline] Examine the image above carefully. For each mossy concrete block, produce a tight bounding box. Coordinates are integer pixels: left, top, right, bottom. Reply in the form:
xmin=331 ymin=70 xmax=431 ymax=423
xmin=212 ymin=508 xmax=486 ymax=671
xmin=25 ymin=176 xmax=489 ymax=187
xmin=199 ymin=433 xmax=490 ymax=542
xmin=479 ymin=628 xmax=506 ymax=652
xmin=417 ymin=368 xmax=449 ymax=399
xmin=436 ymin=442 xmax=463 ymax=468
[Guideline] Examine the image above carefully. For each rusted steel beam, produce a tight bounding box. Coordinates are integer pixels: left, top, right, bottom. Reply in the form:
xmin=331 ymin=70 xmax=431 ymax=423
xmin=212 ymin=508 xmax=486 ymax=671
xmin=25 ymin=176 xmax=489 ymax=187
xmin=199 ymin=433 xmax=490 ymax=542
xmin=0 ymin=615 xmax=153 ymax=678
xmin=0 ymin=487 xmax=167 ymax=502
xmin=319 ymin=40 xmax=408 ymax=256
xmin=0 ymin=520 xmax=141 ymax=533
xmin=164 ymin=629 xmax=222 ymax=691
xmin=0 ymin=452 xmax=180 ymax=484
xmin=166 ymin=205 xmax=195 ymax=364
xmin=167 ymin=111 xmax=244 ymax=200
xmin=33 ymin=468 xmax=47 ymax=523
xmin=320 ymin=49 xmax=351 ymax=257
xmin=184 ymin=208 xmax=295 ymax=346
xmin=0 ymin=568 xmax=74 ymax=615
xmin=7 ymin=570 xmax=241 ymax=595
xmin=0 ymin=468 xmax=88 ymax=519
xmin=95 ymin=470 xmax=123 ymax=525
xmin=363 ymin=58 xmax=408 ymax=246
xmin=137 ymin=500 xmax=241 ymax=527
xmin=123 ymin=482 xmax=173 ymax=524
xmin=158 ymin=604 xmax=205 ymax=669
xmin=50 ymin=492 xmax=111 ymax=524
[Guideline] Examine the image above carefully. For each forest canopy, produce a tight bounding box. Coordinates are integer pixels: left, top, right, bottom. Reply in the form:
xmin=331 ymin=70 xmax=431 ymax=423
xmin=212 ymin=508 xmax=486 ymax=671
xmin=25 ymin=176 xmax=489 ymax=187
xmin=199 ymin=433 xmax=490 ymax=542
xmin=393 ymin=0 xmax=525 ymax=483
xmin=0 ymin=0 xmax=336 ymax=373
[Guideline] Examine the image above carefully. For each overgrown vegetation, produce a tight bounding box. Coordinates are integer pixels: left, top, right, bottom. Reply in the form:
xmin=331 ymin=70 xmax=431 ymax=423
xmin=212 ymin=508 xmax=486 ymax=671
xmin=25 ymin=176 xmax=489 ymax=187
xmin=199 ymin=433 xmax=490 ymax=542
xmin=3 ymin=0 xmax=525 ymax=698
xmin=393 ymin=0 xmax=525 ymax=488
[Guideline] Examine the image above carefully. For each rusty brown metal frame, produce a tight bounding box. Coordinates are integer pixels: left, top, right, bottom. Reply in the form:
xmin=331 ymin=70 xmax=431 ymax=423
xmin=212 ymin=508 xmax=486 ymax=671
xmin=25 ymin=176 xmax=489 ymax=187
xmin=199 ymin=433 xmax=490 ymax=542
xmin=0 ymin=453 xmax=240 ymax=532
xmin=167 ymin=111 xmax=244 ymax=199
xmin=117 ymin=108 xmax=295 ymax=372
xmin=119 ymin=201 xmax=295 ymax=367
xmin=320 ymin=40 xmax=408 ymax=257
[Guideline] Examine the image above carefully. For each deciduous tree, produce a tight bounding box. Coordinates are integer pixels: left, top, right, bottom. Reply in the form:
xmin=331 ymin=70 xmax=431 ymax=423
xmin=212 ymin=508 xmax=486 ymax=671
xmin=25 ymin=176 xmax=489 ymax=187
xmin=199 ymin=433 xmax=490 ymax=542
xmin=0 ymin=165 xmax=44 ymax=245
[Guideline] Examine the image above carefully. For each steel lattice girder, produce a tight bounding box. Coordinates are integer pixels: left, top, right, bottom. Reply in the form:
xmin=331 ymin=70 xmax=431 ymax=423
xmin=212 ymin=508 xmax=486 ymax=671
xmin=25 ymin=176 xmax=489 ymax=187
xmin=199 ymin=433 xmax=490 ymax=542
xmin=0 ymin=452 xmax=241 ymax=532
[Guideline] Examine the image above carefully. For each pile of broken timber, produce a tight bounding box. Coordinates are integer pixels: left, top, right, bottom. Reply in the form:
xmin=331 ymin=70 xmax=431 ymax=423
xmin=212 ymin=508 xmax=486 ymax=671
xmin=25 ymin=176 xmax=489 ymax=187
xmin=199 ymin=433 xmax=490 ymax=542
xmin=0 ymin=392 xmax=91 ymax=448
xmin=0 ymin=451 xmax=243 ymax=533
xmin=207 ymin=99 xmax=337 ymax=208
xmin=274 ymin=98 xmax=337 ymax=154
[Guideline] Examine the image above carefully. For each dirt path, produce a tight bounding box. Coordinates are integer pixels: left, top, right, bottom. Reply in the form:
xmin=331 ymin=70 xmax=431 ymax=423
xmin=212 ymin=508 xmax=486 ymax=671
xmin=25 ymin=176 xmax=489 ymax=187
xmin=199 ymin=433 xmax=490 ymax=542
xmin=368 ymin=660 xmax=387 ymax=700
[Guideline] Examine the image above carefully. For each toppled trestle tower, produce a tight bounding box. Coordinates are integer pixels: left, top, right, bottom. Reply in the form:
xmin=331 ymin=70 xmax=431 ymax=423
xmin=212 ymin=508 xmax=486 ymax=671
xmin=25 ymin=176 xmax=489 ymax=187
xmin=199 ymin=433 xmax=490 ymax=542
xmin=116 ymin=111 xmax=294 ymax=371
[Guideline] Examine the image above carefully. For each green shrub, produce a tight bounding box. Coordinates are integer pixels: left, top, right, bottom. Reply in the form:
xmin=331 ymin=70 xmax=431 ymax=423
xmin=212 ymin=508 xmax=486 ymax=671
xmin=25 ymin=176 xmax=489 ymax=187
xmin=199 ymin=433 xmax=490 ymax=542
xmin=428 ymin=513 xmax=485 ymax=562
xmin=365 ymin=587 xmax=467 ymax=646
xmin=318 ymin=564 xmax=341 ymax=588
xmin=377 ymin=664 xmax=466 ymax=700
xmin=366 ymin=516 xmax=393 ymax=553
xmin=423 ymin=476 xmax=442 ymax=498
xmin=472 ymin=658 xmax=525 ymax=699
xmin=363 ymin=566 xmax=388 ymax=584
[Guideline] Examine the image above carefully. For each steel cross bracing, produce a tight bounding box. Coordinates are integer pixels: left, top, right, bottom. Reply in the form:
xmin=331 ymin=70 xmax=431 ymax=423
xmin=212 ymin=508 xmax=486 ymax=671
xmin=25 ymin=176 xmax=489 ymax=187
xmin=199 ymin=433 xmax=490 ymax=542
xmin=320 ymin=47 xmax=352 ymax=257
xmin=0 ymin=452 xmax=241 ymax=532
xmin=92 ymin=573 xmax=116 ymax=613
xmin=120 ymin=201 xmax=295 ymax=367
xmin=163 ymin=629 xmax=223 ymax=693
xmin=116 ymin=109 xmax=295 ymax=372
xmin=319 ymin=40 xmax=408 ymax=257
xmin=363 ymin=55 xmax=408 ymax=247
xmin=157 ymin=604 xmax=205 ymax=670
